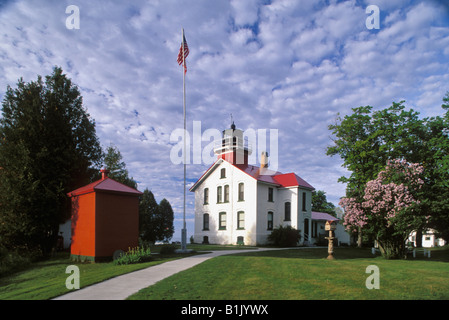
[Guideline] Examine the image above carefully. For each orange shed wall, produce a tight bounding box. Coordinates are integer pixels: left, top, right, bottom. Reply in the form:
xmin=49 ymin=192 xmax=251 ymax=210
xmin=95 ymin=192 xmax=139 ymax=258
xmin=70 ymin=193 xmax=96 ymax=258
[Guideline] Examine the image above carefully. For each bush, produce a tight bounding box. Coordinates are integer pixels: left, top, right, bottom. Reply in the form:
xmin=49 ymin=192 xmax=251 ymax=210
xmin=268 ymin=225 xmax=301 ymax=247
xmin=113 ymin=247 xmax=152 ymax=265
xmin=159 ymin=244 xmax=178 ymax=255
xmin=0 ymin=247 xmax=37 ymax=276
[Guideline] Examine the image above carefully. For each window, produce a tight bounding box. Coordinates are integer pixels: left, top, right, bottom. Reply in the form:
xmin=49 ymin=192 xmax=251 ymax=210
xmin=217 ymin=186 xmax=222 ymax=203
xmin=238 ymin=183 xmax=244 ymax=201
xmin=268 ymin=187 xmax=274 ymax=202
xmin=302 ymin=192 xmax=306 ymax=211
xmin=220 ymin=168 xmax=226 ymax=178
xmin=203 ymin=213 xmax=209 ymax=230
xmin=237 ymin=211 xmax=245 ymax=230
xmin=267 ymin=211 xmax=273 ymax=230
xmin=203 ymin=188 xmax=209 ymax=205
xmin=224 ymin=185 xmax=229 ymax=202
xmin=219 ymin=212 xmax=226 ymax=230
xmin=284 ymin=202 xmax=291 ymax=221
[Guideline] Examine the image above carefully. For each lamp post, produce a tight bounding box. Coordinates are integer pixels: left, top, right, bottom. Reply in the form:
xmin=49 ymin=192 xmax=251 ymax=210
xmin=325 ymin=221 xmax=336 ymax=260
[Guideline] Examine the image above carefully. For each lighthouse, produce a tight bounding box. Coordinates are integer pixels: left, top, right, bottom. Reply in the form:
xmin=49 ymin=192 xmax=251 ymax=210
xmin=213 ymin=122 xmax=252 ymax=165
xmin=190 ymin=122 xmax=316 ymax=246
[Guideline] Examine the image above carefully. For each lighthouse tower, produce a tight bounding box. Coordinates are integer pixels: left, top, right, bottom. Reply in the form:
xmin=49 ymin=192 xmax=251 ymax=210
xmin=213 ymin=122 xmax=252 ymax=165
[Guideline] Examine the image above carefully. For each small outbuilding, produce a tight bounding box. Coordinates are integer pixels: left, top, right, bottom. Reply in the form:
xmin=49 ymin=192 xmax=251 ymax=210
xmin=67 ymin=169 xmax=142 ymax=262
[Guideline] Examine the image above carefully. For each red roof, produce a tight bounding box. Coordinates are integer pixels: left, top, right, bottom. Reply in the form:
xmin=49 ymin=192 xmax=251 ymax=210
xmin=67 ymin=177 xmax=143 ymax=197
xmin=273 ymin=173 xmax=315 ymax=189
xmin=235 ymin=164 xmax=314 ymax=189
xmin=190 ymin=158 xmax=315 ymax=191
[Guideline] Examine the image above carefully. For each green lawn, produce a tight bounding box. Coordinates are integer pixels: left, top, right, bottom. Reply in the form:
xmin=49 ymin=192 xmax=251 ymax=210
xmin=0 ymin=250 xmax=197 ymax=300
xmin=1 ymin=246 xmax=448 ymax=300
xmin=0 ymin=244 xmax=252 ymax=300
xmin=127 ymin=247 xmax=449 ymax=300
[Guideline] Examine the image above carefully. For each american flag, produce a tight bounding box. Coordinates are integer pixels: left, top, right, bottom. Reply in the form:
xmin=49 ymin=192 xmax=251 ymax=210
xmin=177 ymin=33 xmax=189 ymax=74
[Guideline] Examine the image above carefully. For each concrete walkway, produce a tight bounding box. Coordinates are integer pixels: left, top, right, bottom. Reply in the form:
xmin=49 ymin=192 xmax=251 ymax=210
xmin=53 ymin=247 xmax=289 ymax=300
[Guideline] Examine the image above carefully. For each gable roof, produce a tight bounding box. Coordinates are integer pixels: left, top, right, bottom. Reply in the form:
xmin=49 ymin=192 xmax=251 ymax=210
xmin=189 ymin=158 xmax=315 ymax=191
xmin=273 ymin=172 xmax=315 ymax=189
xmin=67 ymin=177 xmax=143 ymax=197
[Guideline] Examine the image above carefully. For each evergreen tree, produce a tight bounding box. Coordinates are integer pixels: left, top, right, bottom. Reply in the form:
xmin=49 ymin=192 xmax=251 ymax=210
xmin=158 ymin=198 xmax=175 ymax=242
xmin=139 ymin=188 xmax=159 ymax=244
xmin=101 ymin=144 xmax=137 ymax=189
xmin=139 ymin=189 xmax=175 ymax=244
xmin=0 ymin=67 xmax=102 ymax=255
xmin=311 ymin=190 xmax=336 ymax=215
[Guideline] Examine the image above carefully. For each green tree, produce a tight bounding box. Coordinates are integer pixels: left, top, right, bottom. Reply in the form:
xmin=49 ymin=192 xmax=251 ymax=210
xmin=139 ymin=189 xmax=175 ymax=244
xmin=327 ymin=102 xmax=427 ymax=198
xmin=328 ymin=96 xmax=449 ymax=245
xmin=327 ymin=105 xmax=380 ymax=199
xmin=424 ymin=92 xmax=449 ymax=241
xmin=158 ymin=198 xmax=175 ymax=243
xmin=0 ymin=67 xmax=102 ymax=255
xmin=101 ymin=144 xmax=137 ymax=189
xmin=139 ymin=188 xmax=160 ymax=244
xmin=311 ymin=190 xmax=336 ymax=215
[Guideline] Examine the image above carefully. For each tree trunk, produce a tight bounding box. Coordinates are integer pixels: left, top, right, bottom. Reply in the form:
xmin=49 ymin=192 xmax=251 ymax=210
xmin=378 ymin=238 xmax=407 ymax=259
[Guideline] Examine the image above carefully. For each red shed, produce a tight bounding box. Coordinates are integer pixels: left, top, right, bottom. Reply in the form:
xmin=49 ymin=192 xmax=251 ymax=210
xmin=67 ymin=169 xmax=142 ymax=262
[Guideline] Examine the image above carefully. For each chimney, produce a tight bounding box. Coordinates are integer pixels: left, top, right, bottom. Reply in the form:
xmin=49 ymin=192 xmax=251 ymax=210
xmin=100 ymin=168 xmax=110 ymax=180
xmin=261 ymin=151 xmax=269 ymax=168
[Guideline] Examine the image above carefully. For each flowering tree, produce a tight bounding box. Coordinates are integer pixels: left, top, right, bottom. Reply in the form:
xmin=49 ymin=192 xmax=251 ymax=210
xmin=340 ymin=159 xmax=425 ymax=259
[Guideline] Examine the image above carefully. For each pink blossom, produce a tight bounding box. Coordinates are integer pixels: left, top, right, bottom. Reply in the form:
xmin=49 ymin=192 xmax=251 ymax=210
xmin=341 ymin=159 xmax=423 ymax=231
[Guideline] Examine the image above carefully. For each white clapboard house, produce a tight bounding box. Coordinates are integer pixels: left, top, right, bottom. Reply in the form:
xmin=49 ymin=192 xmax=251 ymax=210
xmin=190 ymin=123 xmax=317 ymax=246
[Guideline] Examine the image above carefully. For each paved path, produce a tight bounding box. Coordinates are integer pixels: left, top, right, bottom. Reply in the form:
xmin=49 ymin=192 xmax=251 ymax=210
xmin=53 ymin=247 xmax=290 ymax=300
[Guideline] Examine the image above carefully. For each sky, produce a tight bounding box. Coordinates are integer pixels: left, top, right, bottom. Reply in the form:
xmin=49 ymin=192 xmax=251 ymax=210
xmin=1 ymin=0 xmax=449 ymax=241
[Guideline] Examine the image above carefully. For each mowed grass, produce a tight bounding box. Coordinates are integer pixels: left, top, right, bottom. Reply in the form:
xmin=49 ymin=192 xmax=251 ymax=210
xmin=0 ymin=251 xmax=195 ymax=300
xmin=128 ymin=247 xmax=449 ymax=300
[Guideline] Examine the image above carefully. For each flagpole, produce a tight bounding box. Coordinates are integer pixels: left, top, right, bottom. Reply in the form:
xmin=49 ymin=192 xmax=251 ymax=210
xmin=181 ymin=27 xmax=187 ymax=252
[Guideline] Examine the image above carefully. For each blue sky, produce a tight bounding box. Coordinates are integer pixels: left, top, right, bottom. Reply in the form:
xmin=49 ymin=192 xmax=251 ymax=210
xmin=1 ymin=0 xmax=448 ymax=241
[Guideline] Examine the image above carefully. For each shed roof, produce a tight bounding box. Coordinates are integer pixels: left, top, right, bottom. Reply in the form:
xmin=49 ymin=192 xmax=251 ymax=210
xmin=312 ymin=211 xmax=339 ymax=222
xmin=67 ymin=177 xmax=142 ymax=197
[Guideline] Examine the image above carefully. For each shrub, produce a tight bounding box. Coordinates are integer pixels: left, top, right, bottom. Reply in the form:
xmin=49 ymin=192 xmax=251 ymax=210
xmin=0 ymin=245 xmax=40 ymax=276
xmin=113 ymin=247 xmax=152 ymax=265
xmin=268 ymin=225 xmax=301 ymax=247
xmin=159 ymin=244 xmax=178 ymax=255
